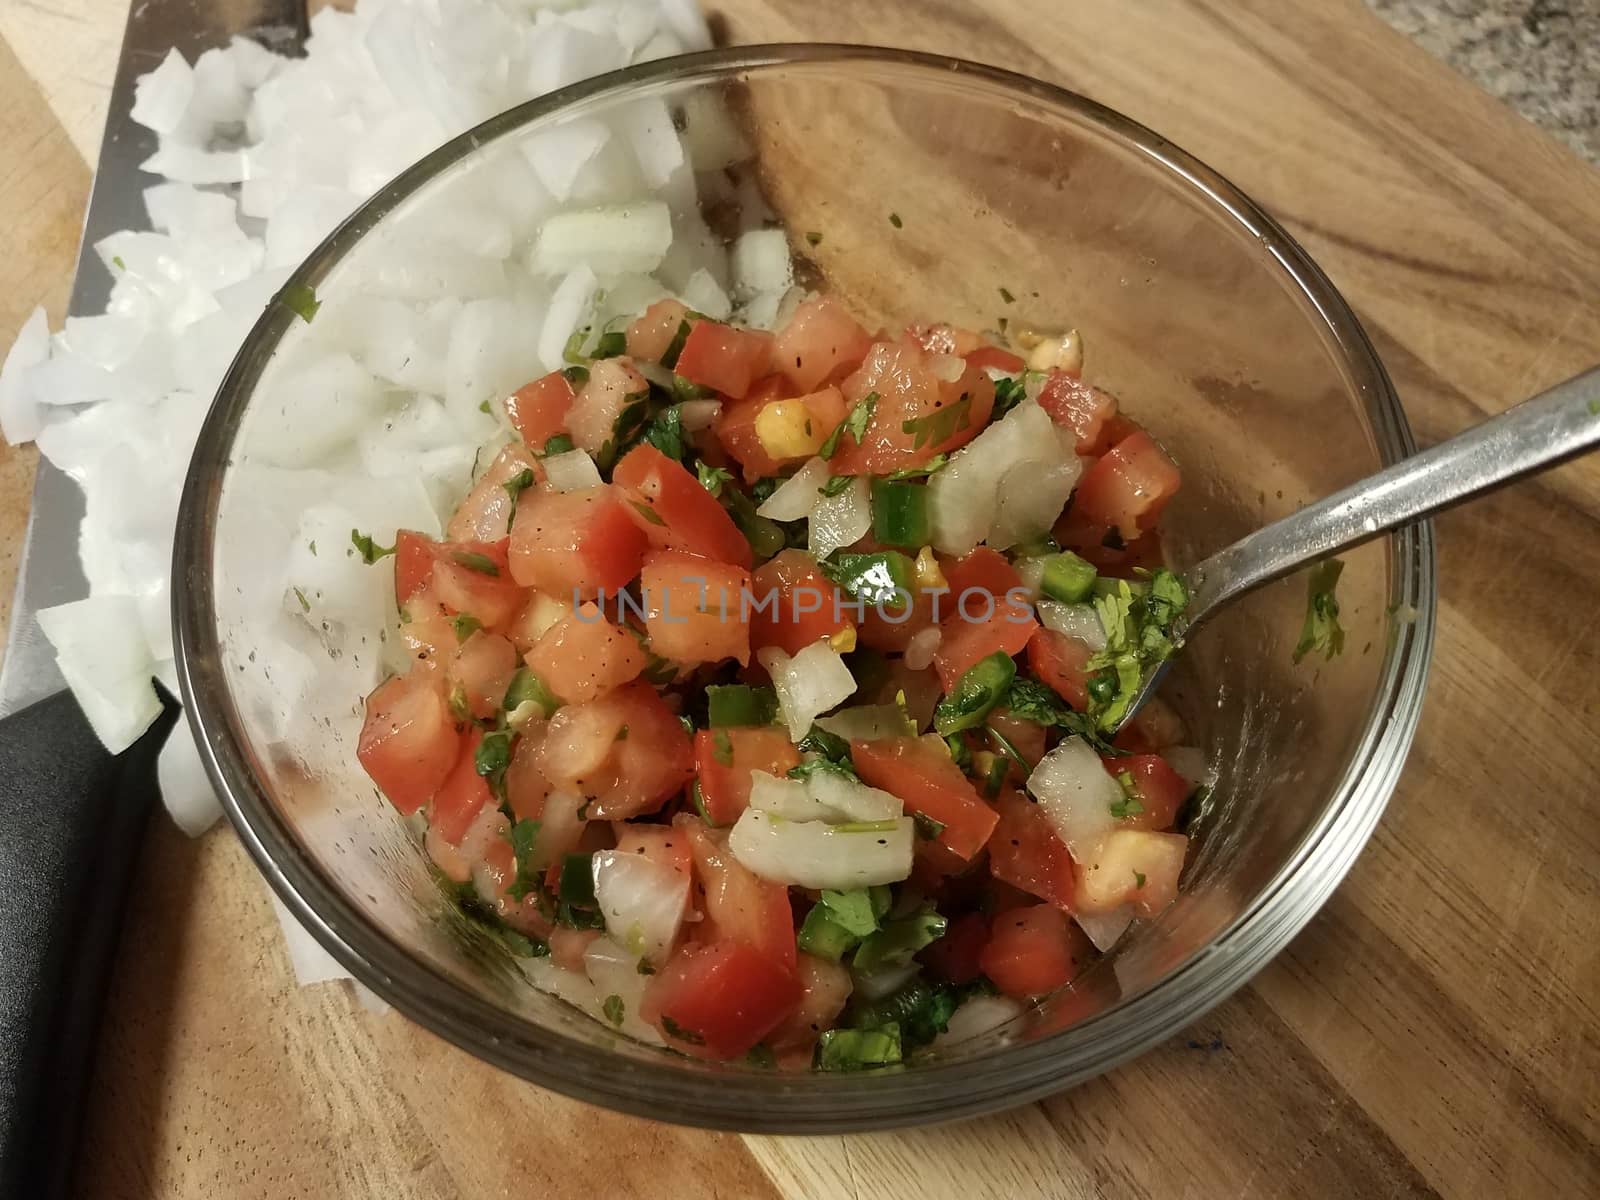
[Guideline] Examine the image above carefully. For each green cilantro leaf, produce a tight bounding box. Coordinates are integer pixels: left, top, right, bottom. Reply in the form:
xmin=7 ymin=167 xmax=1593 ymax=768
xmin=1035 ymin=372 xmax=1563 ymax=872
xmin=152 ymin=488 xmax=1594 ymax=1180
xmin=1293 ymin=558 xmax=1346 ymax=664
xmin=451 ymin=613 xmax=482 ymax=642
xmin=280 ymin=282 xmax=321 ymax=324
xmin=602 ymin=994 xmax=626 ymax=1027
xmin=696 ymin=460 xmax=734 ymax=497
xmin=819 ymin=474 xmax=856 ymax=498
xmin=350 ymin=529 xmax=395 ymax=564
xmin=819 ymin=392 xmax=878 ymax=459
xmin=900 ymin=392 xmax=972 ymax=450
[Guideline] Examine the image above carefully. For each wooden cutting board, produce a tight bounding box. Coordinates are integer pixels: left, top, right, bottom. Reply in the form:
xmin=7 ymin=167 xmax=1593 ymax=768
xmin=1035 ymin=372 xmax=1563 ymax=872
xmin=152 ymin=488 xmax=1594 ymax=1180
xmin=2 ymin=1 xmax=1597 ymax=1196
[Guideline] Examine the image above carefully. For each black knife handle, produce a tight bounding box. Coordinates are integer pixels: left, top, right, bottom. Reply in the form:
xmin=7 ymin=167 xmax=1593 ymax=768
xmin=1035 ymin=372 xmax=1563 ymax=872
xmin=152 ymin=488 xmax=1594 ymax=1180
xmin=0 ymin=688 xmax=177 ymax=1199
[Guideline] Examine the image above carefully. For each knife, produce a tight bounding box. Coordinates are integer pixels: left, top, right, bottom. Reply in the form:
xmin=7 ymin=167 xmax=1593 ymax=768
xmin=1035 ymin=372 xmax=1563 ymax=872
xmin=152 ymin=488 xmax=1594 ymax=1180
xmin=0 ymin=2 xmax=307 ymax=1195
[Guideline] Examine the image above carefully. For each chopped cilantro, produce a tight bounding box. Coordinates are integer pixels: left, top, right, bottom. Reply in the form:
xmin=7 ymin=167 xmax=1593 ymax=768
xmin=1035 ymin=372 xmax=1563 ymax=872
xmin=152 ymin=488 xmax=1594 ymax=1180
xmin=602 ymin=994 xmax=625 ymax=1027
xmin=888 ymin=212 xmax=903 ymax=229
xmin=503 ymin=667 xmax=563 ymax=719
xmin=788 ymin=756 xmax=861 ymax=784
xmin=805 ymin=231 xmax=823 ymax=246
xmin=796 ymin=725 xmax=852 ymax=764
xmin=292 ymin=587 xmax=310 ymax=613
xmin=913 ymin=812 xmax=946 ymax=841
xmin=561 ymin=365 xmax=589 ymax=388
xmin=1134 ymin=870 xmax=1147 ymax=888
xmin=111 ymin=255 xmax=126 ymax=270
xmin=502 ymin=467 xmax=536 ymax=505
xmin=661 ymin=320 xmax=692 ymax=370
xmin=1293 ymin=558 xmax=1346 ymax=664
xmin=819 ymin=391 xmax=877 ymax=459
xmin=451 ymin=550 xmax=500 ymax=576
xmin=451 ymin=613 xmax=482 ymax=642
xmin=542 ymin=433 xmax=576 ymax=456
xmin=999 ymin=286 xmax=1016 ymax=304
xmin=629 ymin=498 xmax=667 ymax=527
xmin=660 ymin=1016 xmax=704 ymax=1045
xmin=478 ymin=398 xmax=492 ymax=414
xmin=695 ymin=460 xmax=734 ymax=497
xmin=819 ymin=474 xmax=856 ymax=498
xmin=853 ymin=910 xmax=947 ymax=973
xmin=900 ymin=392 xmax=972 ymax=450
xmin=350 ymin=529 xmax=395 ymax=564
xmin=593 ymin=330 xmax=628 ymax=359
xmin=883 ymin=454 xmax=947 ymax=481
xmin=507 ymin=819 xmax=541 ymax=901
xmin=636 ymin=959 xmax=656 ymax=975
xmin=642 ymin=403 xmax=689 ymax=462
xmin=991 ymin=374 xmax=1027 ymax=419
xmin=711 ymin=728 xmax=734 ymax=766
xmin=1109 ymin=771 xmax=1144 ymax=819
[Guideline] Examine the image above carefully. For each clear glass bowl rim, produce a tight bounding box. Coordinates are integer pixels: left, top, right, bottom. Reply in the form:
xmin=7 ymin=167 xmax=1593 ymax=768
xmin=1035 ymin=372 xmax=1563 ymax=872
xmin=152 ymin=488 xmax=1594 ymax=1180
xmin=172 ymin=43 xmax=1437 ymax=1132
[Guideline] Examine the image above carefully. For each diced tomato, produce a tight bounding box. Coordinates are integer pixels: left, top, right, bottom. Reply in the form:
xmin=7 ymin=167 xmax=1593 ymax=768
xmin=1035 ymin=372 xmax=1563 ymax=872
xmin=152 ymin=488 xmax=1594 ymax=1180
xmin=470 ymin=834 xmax=556 ymax=940
xmin=694 ymin=727 xmax=801 ymax=826
xmin=828 ymin=342 xmax=996 ymax=475
xmin=1055 ymin=510 xmax=1168 ymax=577
xmin=933 ymin=606 xmax=1037 ymax=692
xmin=677 ymin=815 xmax=797 ymax=971
xmin=504 ymin=729 xmax=550 ymax=822
xmin=641 ymin=940 xmax=802 ymax=1060
xmin=941 ymin=547 xmax=1022 ymax=602
xmin=714 ymin=376 xmax=790 ymax=483
xmin=612 ymin=444 xmax=751 ymax=568
xmin=357 ymin=671 xmax=462 ymax=815
xmin=430 ymin=538 xmax=527 ymax=630
xmin=1077 ymin=830 xmax=1187 ymax=917
xmin=445 ymin=630 xmax=519 ymax=719
xmin=447 ymin=444 xmax=541 ymax=543
xmin=509 ymin=485 xmax=648 ymax=598
xmin=984 ymin=710 xmax=1047 ymax=786
xmin=965 ymin=345 xmax=1026 ymax=373
xmin=538 ymin=682 xmax=694 ymax=819
xmin=613 ymin=823 xmax=694 ymax=879
xmin=550 ymin=926 xmax=603 ymax=973
xmin=625 ymin=298 xmax=690 ymax=364
xmin=1098 ymin=754 xmax=1192 ymax=832
xmin=1071 ymin=430 xmax=1182 ymax=539
xmin=1117 ymin=696 xmax=1187 ymax=752
xmin=522 ymin=603 xmax=645 ymax=704
xmin=395 ymin=530 xmax=438 ymax=604
xmin=641 ymin=551 xmax=751 ymax=667
xmin=918 ymin=911 xmax=989 ymax=985
xmin=767 ymin=953 xmax=853 ymax=1051
xmin=903 ymin=323 xmax=981 ymax=357
xmin=747 ymin=549 xmax=855 ymax=656
xmin=502 ymin=592 xmax=571 ymax=655
xmin=772 ymin=296 xmax=873 ymax=393
xmin=567 ymin=357 xmax=649 ymax=455
xmin=505 ymin=371 xmax=577 ymax=450
xmin=1037 ymin=371 xmax=1119 ymax=455
xmin=430 ymin=729 xmax=493 ymax=846
xmin=1028 ymin=627 xmax=1095 ymax=711
xmin=987 ymin=790 xmax=1077 ymax=910
xmin=851 ymin=737 xmax=999 ymax=861
xmin=856 ymin=586 xmax=937 ymax=653
xmin=675 ymin=321 xmax=775 ymax=399
xmin=978 ymin=904 xmax=1092 ymax=1000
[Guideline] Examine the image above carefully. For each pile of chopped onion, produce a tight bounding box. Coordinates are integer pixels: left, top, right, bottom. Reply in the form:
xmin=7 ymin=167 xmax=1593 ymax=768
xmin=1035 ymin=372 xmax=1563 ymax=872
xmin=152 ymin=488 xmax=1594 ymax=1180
xmin=0 ymin=0 xmax=716 ymax=839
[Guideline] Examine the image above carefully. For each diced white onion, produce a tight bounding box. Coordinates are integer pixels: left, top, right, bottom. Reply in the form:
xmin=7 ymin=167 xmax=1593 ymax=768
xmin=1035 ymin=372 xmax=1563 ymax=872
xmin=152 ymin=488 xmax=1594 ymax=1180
xmin=927 ymin=400 xmax=1077 ymax=556
xmin=542 ymin=448 xmax=603 ymax=492
xmin=815 ymin=703 xmax=915 ymax=743
xmin=678 ymin=267 xmax=731 ymax=321
xmin=805 ymin=770 xmax=902 ymax=821
xmin=759 ymin=642 xmax=857 ymax=741
xmin=989 ymin=455 xmax=1081 ymax=549
xmin=1074 ymin=907 xmax=1135 ymax=952
xmin=727 ymin=809 xmax=915 ymax=889
xmin=36 ymin=597 xmax=162 ymax=755
xmin=851 ymin=962 xmax=920 ymax=1001
xmin=904 ymin=626 xmax=942 ymax=672
xmin=678 ymin=398 xmax=722 ymax=432
xmin=1026 ymin=735 xmax=1124 ymax=861
xmin=730 ymin=228 xmax=793 ymax=298
xmin=1161 ymin=745 xmax=1213 ymax=790
xmin=590 ymin=848 xmax=690 ymax=966
xmin=157 ymin=727 xmax=222 ymax=837
xmin=928 ymin=353 xmax=965 ymax=383
xmin=757 ymin=456 xmax=829 ymax=521
xmin=1037 ymin=600 xmax=1108 ymax=652
xmin=582 ymin=936 xmax=664 ymax=1045
xmin=530 ymin=202 xmax=674 ymax=277
xmin=808 ymin=474 xmax=870 ymax=561
xmin=933 ymin=995 xmax=1025 ymax=1049
xmin=749 ymin=771 xmax=836 ymax=821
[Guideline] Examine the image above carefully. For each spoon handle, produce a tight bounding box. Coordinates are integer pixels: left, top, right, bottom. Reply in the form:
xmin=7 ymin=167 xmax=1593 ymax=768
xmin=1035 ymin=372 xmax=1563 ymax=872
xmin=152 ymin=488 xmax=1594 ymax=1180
xmin=1186 ymin=366 xmax=1600 ymax=626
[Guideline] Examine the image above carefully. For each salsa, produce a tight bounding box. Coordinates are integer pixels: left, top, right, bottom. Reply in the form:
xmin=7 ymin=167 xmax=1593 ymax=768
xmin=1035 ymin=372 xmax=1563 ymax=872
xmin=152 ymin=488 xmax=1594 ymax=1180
xmin=355 ymin=294 xmax=1205 ymax=1068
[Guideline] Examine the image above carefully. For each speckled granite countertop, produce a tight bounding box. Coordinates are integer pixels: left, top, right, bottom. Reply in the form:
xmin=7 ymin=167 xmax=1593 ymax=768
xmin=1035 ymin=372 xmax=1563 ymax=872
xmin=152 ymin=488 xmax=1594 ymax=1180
xmin=1370 ymin=0 xmax=1599 ymax=162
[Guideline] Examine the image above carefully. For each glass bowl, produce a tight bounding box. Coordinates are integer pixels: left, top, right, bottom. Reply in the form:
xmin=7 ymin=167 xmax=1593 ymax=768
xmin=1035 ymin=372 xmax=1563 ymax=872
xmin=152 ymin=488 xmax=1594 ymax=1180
xmin=173 ymin=45 xmax=1434 ymax=1131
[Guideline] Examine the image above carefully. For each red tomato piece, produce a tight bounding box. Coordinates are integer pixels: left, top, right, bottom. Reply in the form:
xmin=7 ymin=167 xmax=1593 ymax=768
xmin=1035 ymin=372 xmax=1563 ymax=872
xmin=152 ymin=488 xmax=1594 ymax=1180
xmin=550 ymin=926 xmax=603 ymax=973
xmin=504 ymin=729 xmax=549 ymax=823
xmin=1072 ymin=430 xmax=1182 ymax=539
xmin=1077 ymin=830 xmax=1188 ymax=917
xmin=675 ymin=321 xmax=775 ymax=399
xmin=625 ymin=298 xmax=690 ymax=364
xmin=612 ymin=444 xmax=751 ymax=568
xmin=851 ymin=737 xmax=999 ymax=861
xmin=768 ymin=952 xmax=853 ymax=1051
xmin=641 ymin=551 xmax=752 ymax=667
xmin=828 ymin=342 xmax=996 ymax=476
xmin=747 ymin=549 xmax=855 ymax=657
xmin=987 ymin=790 xmax=1077 ymax=910
xmin=521 ymin=602 xmax=645 ymax=705
xmin=445 ymin=630 xmax=519 ymax=719
xmin=613 ymin=823 xmax=694 ymax=879
xmin=941 ymin=547 xmax=1023 ymax=602
xmin=772 ymin=296 xmax=873 ymax=393
xmin=505 ymin=371 xmax=577 ymax=450
xmin=919 ymin=911 xmax=989 ymax=985
xmin=430 ymin=729 xmax=493 ymax=846
xmin=933 ymin=605 xmax=1037 ymax=693
xmin=965 ymin=345 xmax=1026 ymax=373
xmin=713 ymin=376 xmax=790 ymax=483
xmin=509 ymin=485 xmax=648 ymax=599
xmin=978 ymin=904 xmax=1092 ymax=1000
xmin=447 ymin=444 xmax=541 ymax=543
xmin=567 ymin=357 xmax=649 ymax=455
xmin=537 ymin=682 xmax=694 ymax=819
xmin=1028 ymin=627 xmax=1095 ymax=711
xmin=430 ymin=538 xmax=528 ymax=629
xmin=641 ymin=940 xmax=802 ymax=1060
xmin=856 ymin=586 xmax=937 ymax=653
xmin=1037 ymin=371 xmax=1119 ymax=456
xmin=1098 ymin=754 xmax=1192 ymax=832
xmin=394 ymin=530 xmax=437 ymax=604
xmin=694 ymin=727 xmax=802 ymax=826
xmin=677 ymin=815 xmax=797 ymax=971
xmin=1054 ymin=508 xmax=1169 ymax=577
xmin=357 ymin=671 xmax=462 ymax=815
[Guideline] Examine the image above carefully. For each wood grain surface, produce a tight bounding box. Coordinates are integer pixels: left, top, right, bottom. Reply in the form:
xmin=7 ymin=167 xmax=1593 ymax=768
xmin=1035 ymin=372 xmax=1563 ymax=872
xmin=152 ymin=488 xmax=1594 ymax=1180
xmin=2 ymin=1 xmax=1598 ymax=1196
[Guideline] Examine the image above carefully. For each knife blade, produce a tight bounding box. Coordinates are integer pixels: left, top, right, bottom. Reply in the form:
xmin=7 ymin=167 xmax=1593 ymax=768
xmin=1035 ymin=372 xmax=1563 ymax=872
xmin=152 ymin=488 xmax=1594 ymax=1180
xmin=0 ymin=3 xmax=306 ymax=1196
xmin=0 ymin=0 xmax=310 ymax=719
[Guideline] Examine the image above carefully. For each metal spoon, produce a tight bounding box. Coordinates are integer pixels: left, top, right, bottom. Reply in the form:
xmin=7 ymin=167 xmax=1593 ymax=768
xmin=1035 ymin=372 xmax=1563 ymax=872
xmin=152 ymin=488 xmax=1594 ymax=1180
xmin=1118 ymin=365 xmax=1600 ymax=725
